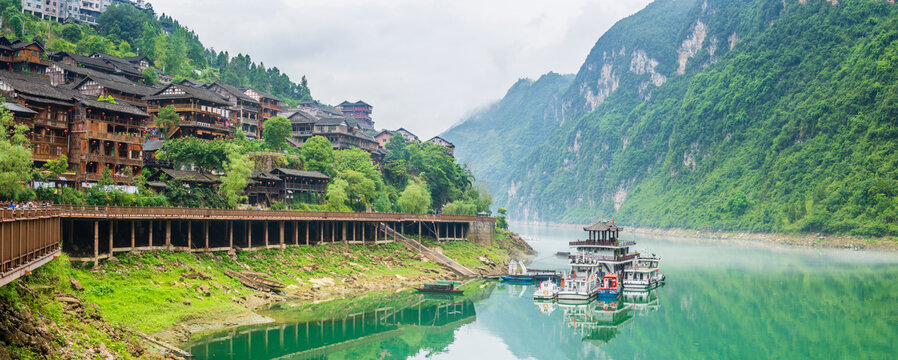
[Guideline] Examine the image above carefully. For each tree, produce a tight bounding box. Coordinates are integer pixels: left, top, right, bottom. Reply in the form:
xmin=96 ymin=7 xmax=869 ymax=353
xmin=219 ymin=149 xmax=251 ymax=208
xmin=262 ymin=116 xmax=291 ymax=150
xmin=300 ymin=136 xmax=333 ymax=174
xmin=337 ymin=170 xmax=377 ymax=211
xmin=154 ymin=105 xmax=180 ymax=138
xmin=41 ymin=154 xmax=69 ymax=179
xmin=496 ymin=208 xmax=509 ymax=229
xmin=157 ymin=136 xmax=229 ymax=173
xmin=0 ymin=107 xmax=32 ymax=200
xmin=60 ymin=23 xmax=83 ymax=42
xmin=325 ymin=178 xmax=350 ymax=212
xmin=398 ymin=177 xmax=431 ymax=214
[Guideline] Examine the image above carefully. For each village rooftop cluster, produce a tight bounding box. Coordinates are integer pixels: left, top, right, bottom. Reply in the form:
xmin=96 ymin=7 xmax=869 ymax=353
xmin=0 ymin=36 xmax=454 ymax=205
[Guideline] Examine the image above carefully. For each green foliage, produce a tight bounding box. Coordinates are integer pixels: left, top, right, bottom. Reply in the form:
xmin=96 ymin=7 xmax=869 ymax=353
xmin=0 ymin=107 xmax=32 ymax=200
xmin=262 ymin=116 xmax=291 ymax=150
xmin=219 ymin=149 xmax=252 ymax=208
xmin=300 ymin=136 xmax=334 ymax=174
xmin=398 ymin=177 xmax=432 ymax=214
xmin=157 ymin=136 xmax=229 ymax=173
xmin=442 ymin=200 xmax=477 ymax=215
xmin=41 ymin=154 xmax=68 ymax=179
xmin=154 ymin=104 xmax=180 ymax=138
xmin=325 ymin=178 xmax=351 ymax=212
xmin=447 ymin=0 xmax=898 ymax=237
xmin=97 ymin=95 xmax=117 ymax=104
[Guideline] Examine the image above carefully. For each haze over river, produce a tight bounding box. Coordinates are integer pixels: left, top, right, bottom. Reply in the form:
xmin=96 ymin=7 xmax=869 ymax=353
xmin=184 ymin=222 xmax=898 ymax=359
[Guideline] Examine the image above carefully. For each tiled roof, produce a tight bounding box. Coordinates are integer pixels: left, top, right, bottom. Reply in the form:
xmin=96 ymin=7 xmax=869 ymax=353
xmin=146 ymin=83 xmax=233 ymax=105
xmin=271 ymin=168 xmax=329 ymax=179
xmin=0 ymin=70 xmax=73 ymax=102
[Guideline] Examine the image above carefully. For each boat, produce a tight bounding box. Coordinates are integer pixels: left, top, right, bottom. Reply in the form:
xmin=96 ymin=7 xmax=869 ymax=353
xmin=596 ymin=273 xmax=621 ymax=299
xmin=500 ymin=275 xmax=534 ymax=282
xmin=533 ymin=279 xmax=560 ymax=300
xmin=557 ymin=269 xmax=600 ymax=301
xmin=416 ymin=280 xmax=464 ymax=295
xmin=622 ymin=253 xmax=664 ymax=290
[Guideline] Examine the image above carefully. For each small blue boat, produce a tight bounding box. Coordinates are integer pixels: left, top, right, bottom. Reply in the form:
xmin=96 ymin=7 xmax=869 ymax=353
xmin=500 ymin=275 xmax=533 ymax=282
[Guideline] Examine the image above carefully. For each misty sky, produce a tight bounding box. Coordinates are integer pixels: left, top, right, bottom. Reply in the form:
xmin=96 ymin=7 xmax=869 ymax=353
xmin=150 ymin=0 xmax=650 ymax=139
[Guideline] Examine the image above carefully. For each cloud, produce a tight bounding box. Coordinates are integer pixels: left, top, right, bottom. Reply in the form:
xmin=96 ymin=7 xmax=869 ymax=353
xmin=150 ymin=0 xmax=650 ymax=139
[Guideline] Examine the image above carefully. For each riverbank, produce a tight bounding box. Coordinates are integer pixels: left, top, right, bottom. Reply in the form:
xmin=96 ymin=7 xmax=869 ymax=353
xmin=0 ymin=230 xmax=532 ymax=358
xmin=510 ymin=220 xmax=898 ymax=251
xmin=627 ymin=226 xmax=898 ymax=251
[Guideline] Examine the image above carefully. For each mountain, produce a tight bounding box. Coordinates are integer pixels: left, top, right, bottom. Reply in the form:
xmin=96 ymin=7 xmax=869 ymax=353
xmin=442 ymin=0 xmax=898 ymax=237
xmin=443 ymin=72 xmax=573 ymax=199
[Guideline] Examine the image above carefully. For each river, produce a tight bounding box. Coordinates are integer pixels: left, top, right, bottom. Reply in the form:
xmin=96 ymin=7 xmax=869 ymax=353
xmin=182 ymin=222 xmax=898 ymax=359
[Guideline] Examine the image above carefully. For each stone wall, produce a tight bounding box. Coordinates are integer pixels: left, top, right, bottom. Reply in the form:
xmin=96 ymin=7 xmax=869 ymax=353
xmin=467 ymin=220 xmax=495 ymax=246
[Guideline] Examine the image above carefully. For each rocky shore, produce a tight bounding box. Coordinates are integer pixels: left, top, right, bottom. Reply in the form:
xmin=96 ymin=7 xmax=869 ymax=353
xmin=628 ymin=227 xmax=898 ymax=251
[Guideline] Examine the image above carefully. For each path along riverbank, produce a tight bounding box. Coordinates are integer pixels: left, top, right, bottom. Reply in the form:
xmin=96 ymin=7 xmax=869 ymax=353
xmin=0 ymin=229 xmax=534 ymax=359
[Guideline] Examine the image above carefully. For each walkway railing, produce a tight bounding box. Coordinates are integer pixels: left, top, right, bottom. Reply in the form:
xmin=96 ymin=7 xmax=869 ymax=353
xmin=58 ymin=205 xmax=494 ymax=223
xmin=0 ymin=208 xmax=62 ymax=287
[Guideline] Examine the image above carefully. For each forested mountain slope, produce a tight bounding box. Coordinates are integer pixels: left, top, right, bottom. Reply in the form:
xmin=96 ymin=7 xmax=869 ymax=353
xmin=444 ymin=0 xmax=898 ymax=237
xmin=442 ymin=72 xmax=573 ymax=197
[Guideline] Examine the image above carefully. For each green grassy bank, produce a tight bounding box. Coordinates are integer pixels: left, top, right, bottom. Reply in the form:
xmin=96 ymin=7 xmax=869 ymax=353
xmin=0 ymin=230 xmax=528 ymax=358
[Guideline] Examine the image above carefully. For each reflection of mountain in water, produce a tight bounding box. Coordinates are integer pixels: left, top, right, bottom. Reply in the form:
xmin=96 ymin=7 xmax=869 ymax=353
xmin=184 ymin=295 xmax=478 ymax=360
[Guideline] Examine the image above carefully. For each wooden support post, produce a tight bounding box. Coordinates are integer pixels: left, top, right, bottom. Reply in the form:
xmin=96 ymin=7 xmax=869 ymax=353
xmin=166 ymin=221 xmax=171 ymax=250
xmin=248 ymin=221 xmax=253 ymax=249
xmin=319 ymin=222 xmax=323 ymax=243
xmin=130 ymin=221 xmax=135 ymax=250
xmin=342 ymin=222 xmax=347 ymax=243
xmin=108 ymin=220 xmax=113 ymax=258
xmin=93 ymin=221 xmax=99 ymax=266
xmin=265 ymin=221 xmax=269 ymax=248
xmin=305 ymin=222 xmax=309 ymax=245
xmin=418 ymin=221 xmax=421 ymax=243
xmin=331 ymin=222 xmax=335 ymax=243
xmin=148 ymin=221 xmax=153 ymax=248
xmin=294 ymin=221 xmax=299 ymax=245
xmin=279 ymin=221 xmax=285 ymax=249
xmin=187 ymin=220 xmax=192 ymax=251
xmin=353 ymin=222 xmax=356 ymax=241
xmin=228 ymin=222 xmax=233 ymax=250
xmin=204 ymin=221 xmax=209 ymax=252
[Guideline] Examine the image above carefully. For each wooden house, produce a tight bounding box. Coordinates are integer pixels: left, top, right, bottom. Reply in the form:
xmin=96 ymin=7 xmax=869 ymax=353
xmin=145 ymin=83 xmax=234 ymax=140
xmin=205 ymin=81 xmax=262 ymax=139
xmin=426 ymin=136 xmax=455 ymax=157
xmin=0 ymin=70 xmax=73 ymax=167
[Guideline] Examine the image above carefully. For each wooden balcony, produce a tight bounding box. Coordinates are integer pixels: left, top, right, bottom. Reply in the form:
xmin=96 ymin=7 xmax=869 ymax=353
xmin=179 ymin=120 xmax=231 ymax=132
xmin=33 ymin=118 xmax=68 ymax=129
xmin=85 ymin=154 xmax=142 ymax=167
xmin=29 ymin=134 xmax=67 ymax=145
xmin=92 ymin=132 xmax=144 ymax=144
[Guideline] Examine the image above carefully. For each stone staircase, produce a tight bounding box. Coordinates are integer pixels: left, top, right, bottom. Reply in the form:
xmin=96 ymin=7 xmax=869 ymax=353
xmin=379 ymin=223 xmax=477 ymax=277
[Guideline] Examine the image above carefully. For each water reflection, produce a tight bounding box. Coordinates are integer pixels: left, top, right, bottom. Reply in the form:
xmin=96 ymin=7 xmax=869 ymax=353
xmin=185 ymin=293 xmax=480 ymax=360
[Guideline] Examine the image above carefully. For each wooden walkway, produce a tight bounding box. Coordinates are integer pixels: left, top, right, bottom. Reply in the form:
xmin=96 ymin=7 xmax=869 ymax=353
xmin=0 ymin=208 xmax=62 ymax=287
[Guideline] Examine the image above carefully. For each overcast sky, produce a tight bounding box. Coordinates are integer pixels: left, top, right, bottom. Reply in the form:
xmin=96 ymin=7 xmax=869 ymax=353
xmin=150 ymin=0 xmax=650 ymax=139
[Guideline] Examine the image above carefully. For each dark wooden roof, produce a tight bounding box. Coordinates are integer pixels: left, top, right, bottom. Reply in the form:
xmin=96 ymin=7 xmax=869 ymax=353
xmin=145 ymin=84 xmax=233 ymax=106
xmin=0 ymin=70 xmax=73 ymax=103
xmin=206 ymin=81 xmax=259 ymax=104
xmin=583 ymin=221 xmax=622 ymax=232
xmin=426 ymin=136 xmax=455 ymax=147
xmin=244 ymin=87 xmax=278 ymax=101
xmin=270 ymin=168 xmax=329 ymax=180
xmin=149 ymin=168 xmax=220 ymax=184
xmin=286 ymin=110 xmax=317 ymax=123
xmin=70 ymin=70 xmax=156 ymax=97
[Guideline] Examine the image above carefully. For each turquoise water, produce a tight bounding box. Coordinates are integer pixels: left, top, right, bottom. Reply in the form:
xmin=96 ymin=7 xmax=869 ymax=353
xmin=183 ymin=223 xmax=898 ymax=359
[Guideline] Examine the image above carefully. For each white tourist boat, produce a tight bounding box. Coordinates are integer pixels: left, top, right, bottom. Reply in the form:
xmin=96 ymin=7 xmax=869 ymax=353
xmin=557 ymin=269 xmax=599 ymax=301
xmin=533 ymin=279 xmax=560 ymax=300
xmin=622 ymin=253 xmax=665 ymax=290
